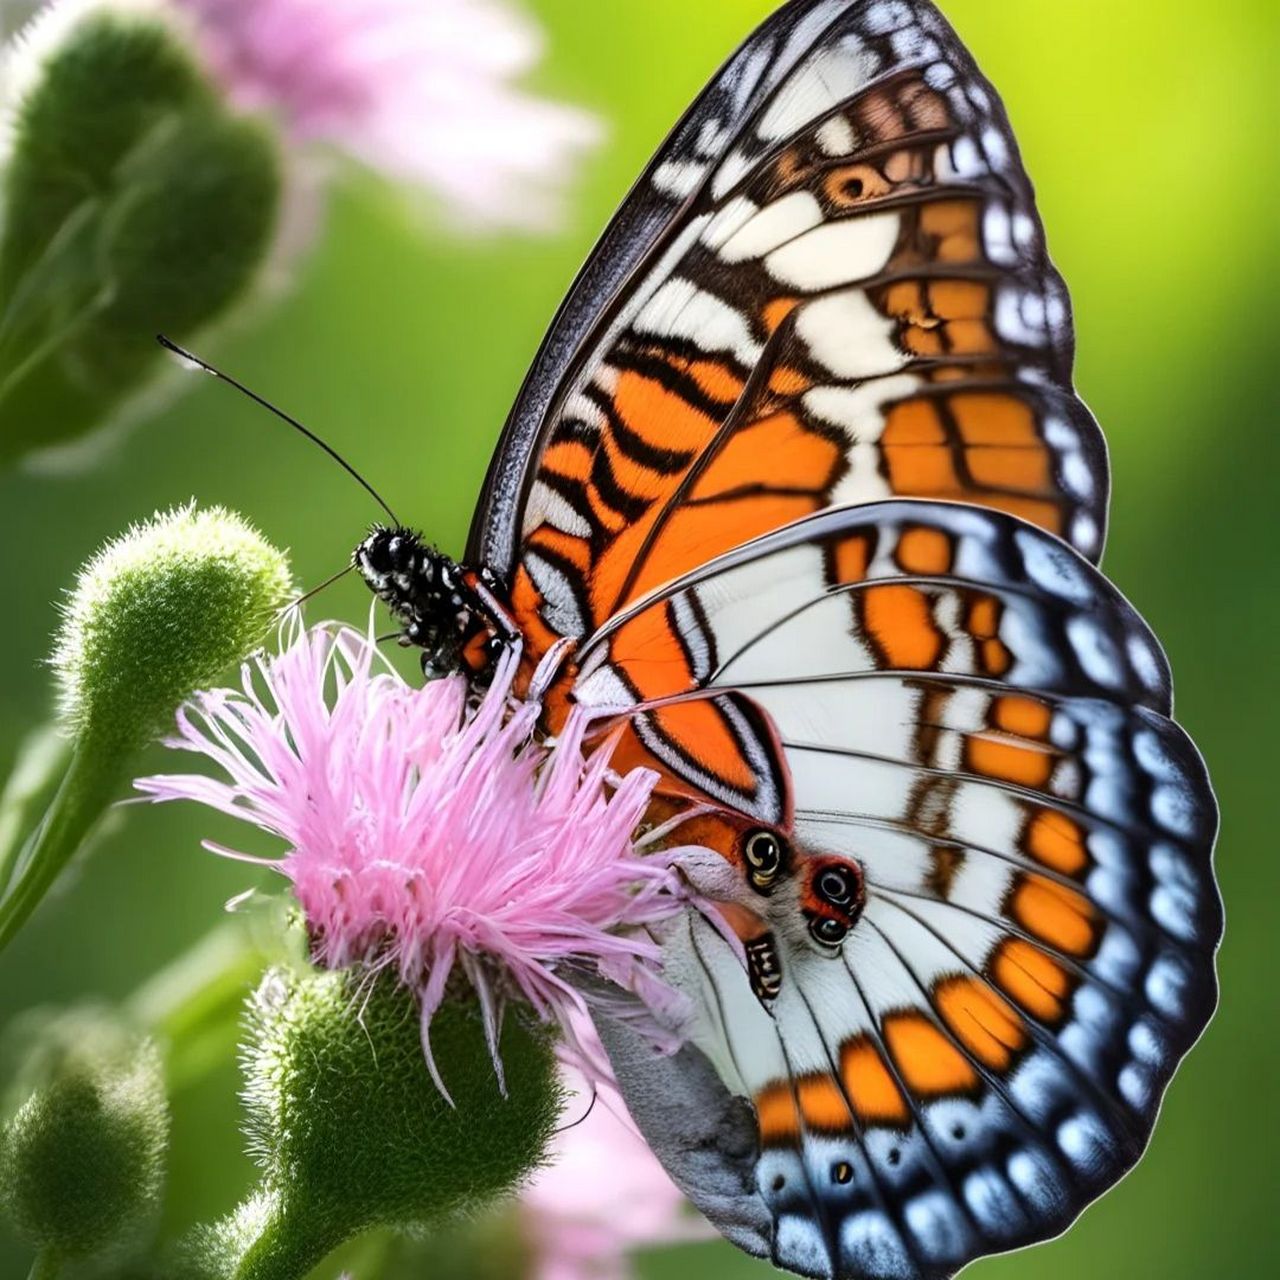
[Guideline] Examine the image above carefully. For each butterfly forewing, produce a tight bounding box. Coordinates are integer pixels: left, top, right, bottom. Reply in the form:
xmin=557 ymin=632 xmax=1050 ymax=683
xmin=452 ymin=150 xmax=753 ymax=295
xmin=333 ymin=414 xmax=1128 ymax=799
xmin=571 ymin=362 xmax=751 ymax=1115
xmin=471 ymin=0 xmax=1107 ymax=680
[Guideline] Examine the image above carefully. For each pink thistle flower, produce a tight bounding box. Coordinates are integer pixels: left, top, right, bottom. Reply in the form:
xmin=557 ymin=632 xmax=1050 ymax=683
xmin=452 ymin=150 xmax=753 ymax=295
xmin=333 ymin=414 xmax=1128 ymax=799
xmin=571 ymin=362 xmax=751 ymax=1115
xmin=137 ymin=623 xmax=693 ymax=1099
xmin=172 ymin=0 xmax=602 ymax=228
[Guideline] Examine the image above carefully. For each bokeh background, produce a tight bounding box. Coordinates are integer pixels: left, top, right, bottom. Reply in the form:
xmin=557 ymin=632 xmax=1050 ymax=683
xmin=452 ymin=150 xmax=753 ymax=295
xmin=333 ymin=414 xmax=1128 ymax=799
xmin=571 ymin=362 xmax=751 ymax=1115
xmin=1 ymin=0 xmax=1276 ymax=1276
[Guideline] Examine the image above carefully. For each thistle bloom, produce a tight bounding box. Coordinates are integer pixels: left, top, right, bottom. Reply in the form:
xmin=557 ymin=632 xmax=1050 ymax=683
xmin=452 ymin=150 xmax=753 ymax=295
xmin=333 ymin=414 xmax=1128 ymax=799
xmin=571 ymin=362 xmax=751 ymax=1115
xmin=138 ymin=623 xmax=691 ymax=1097
xmin=173 ymin=0 xmax=602 ymax=227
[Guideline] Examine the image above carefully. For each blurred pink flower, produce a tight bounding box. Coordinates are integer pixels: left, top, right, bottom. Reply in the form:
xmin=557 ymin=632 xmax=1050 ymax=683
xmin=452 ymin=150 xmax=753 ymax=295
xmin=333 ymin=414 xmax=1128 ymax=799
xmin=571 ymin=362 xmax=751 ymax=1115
xmin=523 ymin=1038 xmax=712 ymax=1280
xmin=137 ymin=623 xmax=692 ymax=1098
xmin=172 ymin=0 xmax=602 ymax=227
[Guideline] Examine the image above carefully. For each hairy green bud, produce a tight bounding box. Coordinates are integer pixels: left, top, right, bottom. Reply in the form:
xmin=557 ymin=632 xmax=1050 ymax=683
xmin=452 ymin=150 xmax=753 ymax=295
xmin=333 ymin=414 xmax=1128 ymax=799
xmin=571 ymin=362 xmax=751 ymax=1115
xmin=0 ymin=504 xmax=292 ymax=954
xmin=52 ymin=503 xmax=293 ymax=754
xmin=0 ymin=1010 xmax=169 ymax=1268
xmin=182 ymin=968 xmax=562 ymax=1280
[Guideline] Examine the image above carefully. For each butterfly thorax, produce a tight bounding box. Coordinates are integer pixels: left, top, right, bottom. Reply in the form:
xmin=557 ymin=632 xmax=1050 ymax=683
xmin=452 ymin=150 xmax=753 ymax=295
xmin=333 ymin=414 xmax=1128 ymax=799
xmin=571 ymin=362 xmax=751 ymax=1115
xmin=353 ymin=526 xmax=511 ymax=680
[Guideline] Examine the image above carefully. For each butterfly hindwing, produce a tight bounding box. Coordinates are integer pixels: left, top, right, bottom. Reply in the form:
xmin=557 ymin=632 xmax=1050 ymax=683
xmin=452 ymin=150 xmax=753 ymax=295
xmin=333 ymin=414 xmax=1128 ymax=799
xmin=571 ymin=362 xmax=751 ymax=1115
xmin=580 ymin=500 xmax=1219 ymax=1280
xmin=576 ymin=497 xmax=1171 ymax=821
xmin=472 ymin=0 xmax=1108 ymax=677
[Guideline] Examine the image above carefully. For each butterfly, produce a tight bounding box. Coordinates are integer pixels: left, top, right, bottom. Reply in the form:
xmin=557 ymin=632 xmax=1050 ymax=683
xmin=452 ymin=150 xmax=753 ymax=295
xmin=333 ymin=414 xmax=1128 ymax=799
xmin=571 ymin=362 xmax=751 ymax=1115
xmin=354 ymin=2 xmax=1220 ymax=1276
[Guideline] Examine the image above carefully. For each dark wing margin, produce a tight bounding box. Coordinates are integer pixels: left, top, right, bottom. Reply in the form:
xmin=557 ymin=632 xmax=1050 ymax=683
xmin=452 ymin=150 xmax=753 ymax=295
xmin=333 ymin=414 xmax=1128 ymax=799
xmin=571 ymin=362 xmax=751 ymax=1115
xmin=467 ymin=0 xmax=854 ymax=570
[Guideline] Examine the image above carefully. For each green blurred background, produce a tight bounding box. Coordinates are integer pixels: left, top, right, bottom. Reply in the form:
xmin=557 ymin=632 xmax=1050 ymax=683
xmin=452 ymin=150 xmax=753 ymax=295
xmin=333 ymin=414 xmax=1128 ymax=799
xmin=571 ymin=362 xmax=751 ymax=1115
xmin=1 ymin=0 xmax=1276 ymax=1275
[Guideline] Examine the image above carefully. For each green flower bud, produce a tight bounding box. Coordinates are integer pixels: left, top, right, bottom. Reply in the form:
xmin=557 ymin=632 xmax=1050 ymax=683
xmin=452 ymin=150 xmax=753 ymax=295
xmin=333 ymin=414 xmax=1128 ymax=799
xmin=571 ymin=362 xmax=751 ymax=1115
xmin=0 ymin=1010 xmax=169 ymax=1271
xmin=52 ymin=503 xmax=293 ymax=755
xmin=0 ymin=504 xmax=292 ymax=954
xmin=183 ymin=968 xmax=562 ymax=1280
xmin=0 ymin=2 xmax=281 ymax=465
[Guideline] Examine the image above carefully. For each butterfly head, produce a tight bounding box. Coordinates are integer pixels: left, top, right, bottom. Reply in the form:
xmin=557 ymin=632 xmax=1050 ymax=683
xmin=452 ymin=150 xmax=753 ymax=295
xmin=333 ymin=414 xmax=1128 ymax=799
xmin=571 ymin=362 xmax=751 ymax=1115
xmin=702 ymin=833 xmax=868 ymax=1005
xmin=740 ymin=829 xmax=866 ymax=947
xmin=354 ymin=525 xmax=495 ymax=679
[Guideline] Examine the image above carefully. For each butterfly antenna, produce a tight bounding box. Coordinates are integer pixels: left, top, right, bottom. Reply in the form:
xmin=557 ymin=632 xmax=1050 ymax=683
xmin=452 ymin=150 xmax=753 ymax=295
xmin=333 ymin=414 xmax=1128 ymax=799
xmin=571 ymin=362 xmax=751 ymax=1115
xmin=553 ymin=1088 xmax=599 ymax=1135
xmin=277 ymin=563 xmax=356 ymax=620
xmin=157 ymin=334 xmax=400 ymax=527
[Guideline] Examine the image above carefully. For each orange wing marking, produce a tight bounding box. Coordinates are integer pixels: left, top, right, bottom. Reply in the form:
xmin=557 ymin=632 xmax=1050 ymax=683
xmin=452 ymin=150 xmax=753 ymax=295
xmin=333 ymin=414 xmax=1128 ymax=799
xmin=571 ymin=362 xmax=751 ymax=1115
xmin=967 ymin=592 xmax=1013 ymax=677
xmin=1009 ymin=875 xmax=1099 ymax=957
xmin=935 ymin=977 xmax=1028 ymax=1073
xmin=861 ymin=583 xmax=946 ymax=670
xmin=965 ymin=735 xmax=1055 ymax=789
xmin=883 ymin=1011 xmax=980 ymax=1096
xmin=827 ymin=531 xmax=875 ymax=585
xmin=895 ymin=525 xmax=955 ymax=576
xmin=992 ymin=695 xmax=1052 ymax=738
xmin=991 ymin=938 xmax=1074 ymax=1025
xmin=842 ymin=1038 xmax=911 ymax=1127
xmin=1024 ymin=809 xmax=1089 ymax=876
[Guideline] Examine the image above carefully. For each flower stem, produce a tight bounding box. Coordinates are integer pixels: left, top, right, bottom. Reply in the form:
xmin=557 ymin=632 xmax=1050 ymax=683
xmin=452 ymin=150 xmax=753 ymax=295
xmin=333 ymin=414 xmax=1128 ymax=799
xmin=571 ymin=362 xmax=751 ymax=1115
xmin=229 ymin=1193 xmax=347 ymax=1280
xmin=0 ymin=724 xmax=71 ymax=896
xmin=27 ymin=1249 xmax=62 ymax=1280
xmin=0 ymin=745 xmax=115 ymax=954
